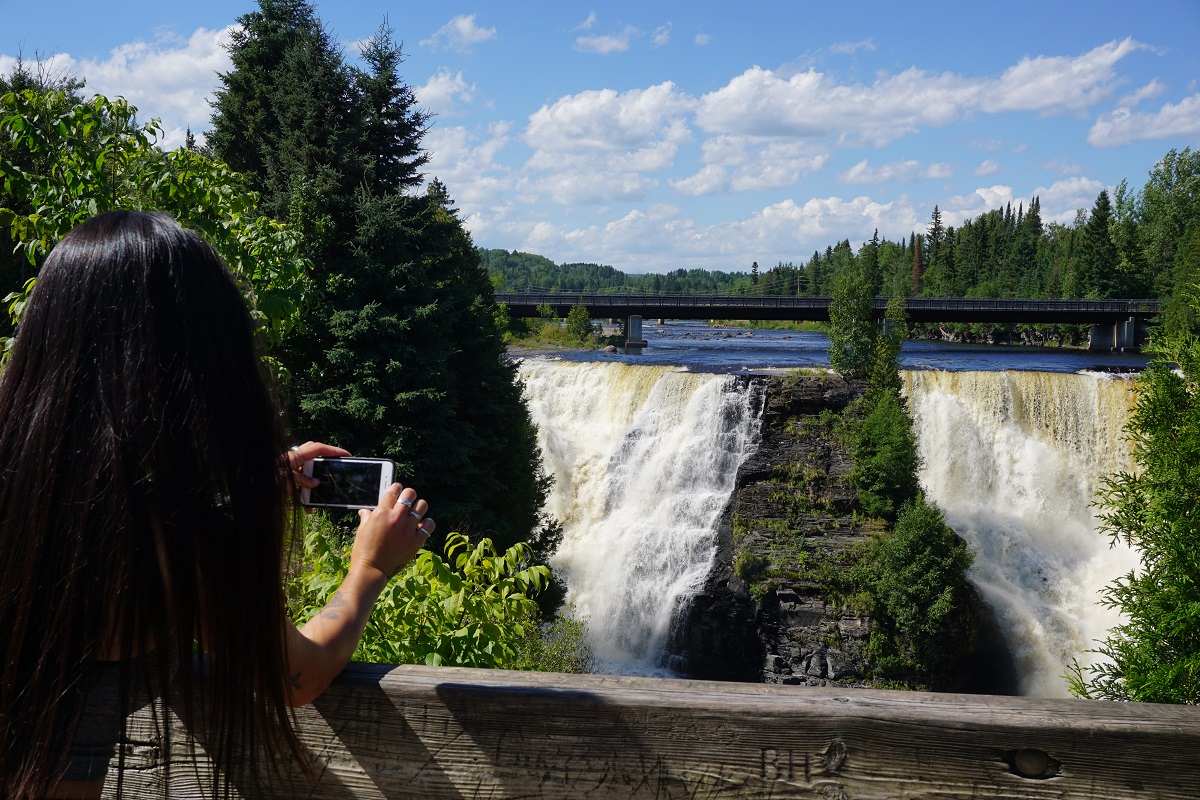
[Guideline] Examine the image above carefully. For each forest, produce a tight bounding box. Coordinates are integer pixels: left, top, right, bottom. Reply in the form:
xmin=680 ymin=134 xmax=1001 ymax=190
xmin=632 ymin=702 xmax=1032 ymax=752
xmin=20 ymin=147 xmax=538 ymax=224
xmin=485 ymin=148 xmax=1200 ymax=339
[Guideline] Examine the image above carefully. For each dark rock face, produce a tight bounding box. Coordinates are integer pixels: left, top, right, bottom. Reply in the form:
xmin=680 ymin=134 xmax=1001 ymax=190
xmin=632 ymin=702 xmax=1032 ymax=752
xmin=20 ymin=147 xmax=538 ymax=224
xmin=670 ymin=373 xmax=1008 ymax=692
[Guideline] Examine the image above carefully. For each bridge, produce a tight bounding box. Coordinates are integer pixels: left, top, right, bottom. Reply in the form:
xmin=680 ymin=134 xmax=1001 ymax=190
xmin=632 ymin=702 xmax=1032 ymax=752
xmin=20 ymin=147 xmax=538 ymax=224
xmin=495 ymin=292 xmax=1162 ymax=353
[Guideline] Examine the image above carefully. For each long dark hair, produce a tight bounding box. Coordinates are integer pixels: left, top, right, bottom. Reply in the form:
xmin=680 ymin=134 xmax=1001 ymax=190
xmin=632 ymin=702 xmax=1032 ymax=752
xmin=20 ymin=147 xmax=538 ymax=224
xmin=0 ymin=211 xmax=306 ymax=797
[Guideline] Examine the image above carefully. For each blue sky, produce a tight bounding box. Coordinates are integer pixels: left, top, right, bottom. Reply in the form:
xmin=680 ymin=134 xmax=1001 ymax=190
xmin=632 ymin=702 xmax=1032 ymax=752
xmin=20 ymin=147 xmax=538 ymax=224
xmin=3 ymin=1 xmax=1199 ymax=273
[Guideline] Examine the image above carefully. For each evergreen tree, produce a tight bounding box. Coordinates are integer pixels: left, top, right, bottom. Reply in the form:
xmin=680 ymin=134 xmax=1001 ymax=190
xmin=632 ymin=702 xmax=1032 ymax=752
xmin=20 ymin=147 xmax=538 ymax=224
xmin=209 ymin=1 xmax=548 ymax=550
xmin=828 ymin=260 xmax=876 ymax=380
xmin=1069 ymin=326 xmax=1200 ymax=704
xmin=1079 ymin=190 xmax=1120 ymax=298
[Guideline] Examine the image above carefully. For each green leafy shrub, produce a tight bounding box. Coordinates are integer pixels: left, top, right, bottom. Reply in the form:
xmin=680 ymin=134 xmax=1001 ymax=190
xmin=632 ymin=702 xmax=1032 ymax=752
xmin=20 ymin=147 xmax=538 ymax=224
xmin=850 ymin=390 xmax=921 ymax=520
xmin=854 ymin=497 xmax=973 ymax=677
xmin=513 ymin=608 xmax=595 ymax=673
xmin=565 ymin=300 xmax=597 ymax=343
xmin=1068 ymin=334 xmax=1200 ymax=704
xmin=294 ymin=515 xmax=551 ymax=668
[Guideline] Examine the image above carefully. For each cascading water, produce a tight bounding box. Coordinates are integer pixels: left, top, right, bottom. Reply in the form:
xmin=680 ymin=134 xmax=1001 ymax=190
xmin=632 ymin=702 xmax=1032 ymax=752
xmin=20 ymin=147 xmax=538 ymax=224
xmin=518 ymin=360 xmax=761 ymax=674
xmin=904 ymin=369 xmax=1140 ymax=697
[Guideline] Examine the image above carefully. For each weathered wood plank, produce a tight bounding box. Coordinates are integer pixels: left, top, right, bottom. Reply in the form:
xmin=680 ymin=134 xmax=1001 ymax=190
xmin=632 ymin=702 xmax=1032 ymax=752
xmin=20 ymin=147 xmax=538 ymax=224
xmin=109 ymin=664 xmax=1200 ymax=799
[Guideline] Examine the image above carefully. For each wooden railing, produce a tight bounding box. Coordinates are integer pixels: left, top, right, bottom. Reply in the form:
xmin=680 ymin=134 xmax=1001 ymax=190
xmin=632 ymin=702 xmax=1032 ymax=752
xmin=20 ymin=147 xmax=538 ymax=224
xmin=111 ymin=664 xmax=1200 ymax=799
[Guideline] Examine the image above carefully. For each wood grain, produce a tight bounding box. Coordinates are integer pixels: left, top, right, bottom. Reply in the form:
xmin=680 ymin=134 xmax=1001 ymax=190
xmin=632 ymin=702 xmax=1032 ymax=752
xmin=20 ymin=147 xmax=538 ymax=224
xmin=108 ymin=664 xmax=1200 ymax=799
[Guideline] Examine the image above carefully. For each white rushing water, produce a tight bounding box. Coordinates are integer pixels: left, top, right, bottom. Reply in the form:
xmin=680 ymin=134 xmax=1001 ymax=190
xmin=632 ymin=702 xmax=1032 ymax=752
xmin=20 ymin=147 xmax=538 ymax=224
xmin=904 ymin=370 xmax=1140 ymax=697
xmin=518 ymin=360 xmax=761 ymax=673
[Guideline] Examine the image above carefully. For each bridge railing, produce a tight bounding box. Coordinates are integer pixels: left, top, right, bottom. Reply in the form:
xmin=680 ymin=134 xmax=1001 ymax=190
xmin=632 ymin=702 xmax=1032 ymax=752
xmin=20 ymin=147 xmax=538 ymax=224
xmin=111 ymin=664 xmax=1200 ymax=799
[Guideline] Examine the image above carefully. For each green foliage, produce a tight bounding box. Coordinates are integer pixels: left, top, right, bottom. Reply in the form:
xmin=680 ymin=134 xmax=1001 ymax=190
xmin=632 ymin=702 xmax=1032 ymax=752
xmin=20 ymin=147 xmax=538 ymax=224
xmin=1068 ymin=332 xmax=1200 ymax=704
xmin=565 ymin=301 xmax=596 ymax=343
xmin=512 ymin=608 xmax=595 ymax=673
xmin=210 ymin=2 xmax=551 ymax=552
xmin=828 ymin=261 xmax=876 ymax=379
xmin=850 ymin=391 xmax=921 ymax=521
xmin=0 ymin=89 xmax=308 ymax=349
xmin=296 ymin=515 xmax=550 ymax=668
xmin=854 ymin=498 xmax=973 ymax=677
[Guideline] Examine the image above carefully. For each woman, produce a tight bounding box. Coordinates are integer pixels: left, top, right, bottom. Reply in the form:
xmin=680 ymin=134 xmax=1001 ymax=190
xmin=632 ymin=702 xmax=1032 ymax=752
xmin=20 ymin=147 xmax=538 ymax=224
xmin=0 ymin=211 xmax=433 ymax=798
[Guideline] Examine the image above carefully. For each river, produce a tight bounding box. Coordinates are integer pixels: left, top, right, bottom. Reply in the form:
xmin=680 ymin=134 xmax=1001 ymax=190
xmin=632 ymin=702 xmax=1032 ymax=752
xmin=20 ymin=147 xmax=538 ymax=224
xmin=516 ymin=321 xmax=1146 ymax=696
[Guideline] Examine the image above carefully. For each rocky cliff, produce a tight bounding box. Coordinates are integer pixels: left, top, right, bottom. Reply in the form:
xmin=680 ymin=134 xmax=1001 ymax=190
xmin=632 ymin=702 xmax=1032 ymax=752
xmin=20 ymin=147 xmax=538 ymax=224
xmin=671 ymin=372 xmax=1017 ymax=693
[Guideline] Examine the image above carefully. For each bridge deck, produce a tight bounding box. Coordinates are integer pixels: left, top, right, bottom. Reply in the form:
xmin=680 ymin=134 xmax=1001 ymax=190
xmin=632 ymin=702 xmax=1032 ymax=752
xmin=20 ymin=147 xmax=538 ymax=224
xmin=496 ymin=292 xmax=1162 ymax=325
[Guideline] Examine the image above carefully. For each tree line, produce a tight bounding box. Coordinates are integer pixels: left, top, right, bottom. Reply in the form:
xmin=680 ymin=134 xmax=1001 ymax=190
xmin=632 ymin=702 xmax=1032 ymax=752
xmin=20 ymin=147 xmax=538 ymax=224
xmin=485 ymin=147 xmax=1200 ymax=334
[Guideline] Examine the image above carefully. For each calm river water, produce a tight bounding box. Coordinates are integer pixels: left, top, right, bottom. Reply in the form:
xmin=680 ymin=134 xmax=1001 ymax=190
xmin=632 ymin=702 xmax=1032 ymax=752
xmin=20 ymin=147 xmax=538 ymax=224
xmin=534 ymin=320 xmax=1150 ymax=374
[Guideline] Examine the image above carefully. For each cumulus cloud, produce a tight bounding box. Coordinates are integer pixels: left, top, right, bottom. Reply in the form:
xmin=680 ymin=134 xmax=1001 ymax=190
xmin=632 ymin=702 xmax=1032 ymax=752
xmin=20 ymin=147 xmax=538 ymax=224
xmin=415 ymin=68 xmax=476 ymax=116
xmin=420 ymin=15 xmax=496 ymax=52
xmin=1032 ymin=177 xmax=1108 ymax=224
xmin=975 ymin=159 xmax=1001 ymax=176
xmin=10 ymin=27 xmax=235 ymax=150
xmin=652 ymin=23 xmax=672 ymax=47
xmin=574 ymin=12 xmax=598 ymax=31
xmin=838 ymin=159 xmax=954 ymax=184
xmin=1087 ymin=92 xmax=1200 ymax=147
xmin=520 ymin=83 xmax=694 ymax=205
xmin=575 ymin=26 xmax=639 ymax=54
xmin=496 ymin=192 xmax=919 ymax=272
xmin=673 ymin=135 xmax=829 ymax=195
xmin=983 ymin=38 xmax=1146 ymax=114
xmin=423 ymin=122 xmax=517 ymax=215
xmin=525 ymin=82 xmax=695 ymax=155
xmin=695 ymin=39 xmax=1145 ymax=147
xmin=694 ymin=32 xmax=711 ymax=46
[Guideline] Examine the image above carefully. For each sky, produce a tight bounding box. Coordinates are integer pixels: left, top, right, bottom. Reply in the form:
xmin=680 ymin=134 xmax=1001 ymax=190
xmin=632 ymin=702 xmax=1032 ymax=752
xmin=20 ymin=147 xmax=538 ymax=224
xmin=3 ymin=1 xmax=1199 ymax=273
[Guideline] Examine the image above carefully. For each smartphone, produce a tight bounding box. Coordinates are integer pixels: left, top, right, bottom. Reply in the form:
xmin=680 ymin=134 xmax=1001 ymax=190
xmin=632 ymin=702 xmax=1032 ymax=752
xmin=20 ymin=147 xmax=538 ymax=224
xmin=299 ymin=457 xmax=395 ymax=509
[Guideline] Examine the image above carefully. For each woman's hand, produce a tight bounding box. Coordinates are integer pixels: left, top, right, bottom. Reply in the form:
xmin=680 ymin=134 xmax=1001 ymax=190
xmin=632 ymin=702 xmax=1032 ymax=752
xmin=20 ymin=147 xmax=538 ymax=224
xmin=351 ymin=483 xmax=435 ymax=582
xmin=285 ymin=482 xmax=435 ymax=706
xmin=287 ymin=441 xmax=351 ymax=494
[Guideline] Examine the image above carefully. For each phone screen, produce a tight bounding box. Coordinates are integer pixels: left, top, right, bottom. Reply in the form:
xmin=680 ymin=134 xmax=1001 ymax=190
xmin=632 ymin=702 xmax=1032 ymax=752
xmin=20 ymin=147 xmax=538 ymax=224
xmin=307 ymin=459 xmax=387 ymax=508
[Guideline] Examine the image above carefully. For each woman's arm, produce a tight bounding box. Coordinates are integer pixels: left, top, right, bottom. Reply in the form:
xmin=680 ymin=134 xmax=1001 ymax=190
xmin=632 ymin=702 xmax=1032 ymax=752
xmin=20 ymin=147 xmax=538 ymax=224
xmin=285 ymin=481 xmax=433 ymax=706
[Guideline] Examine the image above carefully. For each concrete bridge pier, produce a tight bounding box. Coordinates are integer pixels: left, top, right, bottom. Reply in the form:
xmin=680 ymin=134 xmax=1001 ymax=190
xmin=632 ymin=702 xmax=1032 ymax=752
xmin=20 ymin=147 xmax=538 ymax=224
xmin=624 ymin=314 xmax=648 ymax=354
xmin=1089 ymin=316 xmax=1151 ymax=353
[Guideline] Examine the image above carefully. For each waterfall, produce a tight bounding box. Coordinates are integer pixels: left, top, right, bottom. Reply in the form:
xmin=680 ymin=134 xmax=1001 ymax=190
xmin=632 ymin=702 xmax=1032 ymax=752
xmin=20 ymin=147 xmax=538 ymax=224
xmin=518 ymin=360 xmax=761 ymax=674
xmin=903 ymin=370 xmax=1140 ymax=697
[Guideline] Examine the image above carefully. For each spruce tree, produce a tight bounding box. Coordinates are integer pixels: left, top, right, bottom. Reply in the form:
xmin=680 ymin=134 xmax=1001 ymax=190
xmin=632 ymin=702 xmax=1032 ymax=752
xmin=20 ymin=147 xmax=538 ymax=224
xmin=209 ymin=1 xmax=549 ymax=550
xmin=1079 ymin=190 xmax=1120 ymax=298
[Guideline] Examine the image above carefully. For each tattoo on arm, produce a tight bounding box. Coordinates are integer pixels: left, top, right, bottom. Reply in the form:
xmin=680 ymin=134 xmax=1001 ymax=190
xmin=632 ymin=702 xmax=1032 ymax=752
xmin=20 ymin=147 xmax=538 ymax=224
xmin=321 ymin=590 xmax=348 ymax=621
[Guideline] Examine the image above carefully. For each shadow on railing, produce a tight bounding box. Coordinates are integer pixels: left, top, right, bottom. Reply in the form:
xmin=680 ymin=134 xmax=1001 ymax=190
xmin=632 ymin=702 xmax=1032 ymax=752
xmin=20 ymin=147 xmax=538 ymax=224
xmin=112 ymin=664 xmax=1200 ymax=799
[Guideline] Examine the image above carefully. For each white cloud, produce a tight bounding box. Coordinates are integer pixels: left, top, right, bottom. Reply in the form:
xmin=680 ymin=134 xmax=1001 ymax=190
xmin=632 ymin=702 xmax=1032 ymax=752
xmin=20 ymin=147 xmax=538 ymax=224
xmin=694 ymin=32 xmax=711 ymax=46
xmin=652 ymin=23 xmax=671 ymax=47
xmin=975 ymin=159 xmax=1001 ymax=176
xmin=695 ymin=39 xmax=1146 ymax=147
xmin=525 ymin=82 xmax=695 ymax=154
xmin=415 ymin=68 xmax=476 ymax=117
xmin=1088 ymin=92 xmax=1200 ymax=147
xmin=829 ymin=39 xmax=876 ymax=56
xmin=574 ymin=12 xmax=598 ymax=32
xmin=496 ymin=193 xmax=919 ymax=272
xmin=673 ymin=135 xmax=829 ymax=195
xmin=420 ymin=15 xmax=496 ymax=52
xmin=1032 ymin=177 xmax=1108 ymax=224
xmin=1040 ymin=156 xmax=1082 ymax=175
xmin=575 ymin=26 xmax=639 ymax=54
xmin=423 ymin=122 xmax=516 ymax=215
xmin=941 ymin=185 xmax=1015 ymax=227
xmin=17 ymin=26 xmax=234 ymax=150
xmin=520 ymin=83 xmax=694 ymax=205
xmin=984 ymin=38 xmax=1146 ymax=114
xmin=1118 ymin=79 xmax=1166 ymax=108
xmin=838 ymin=159 xmax=954 ymax=184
